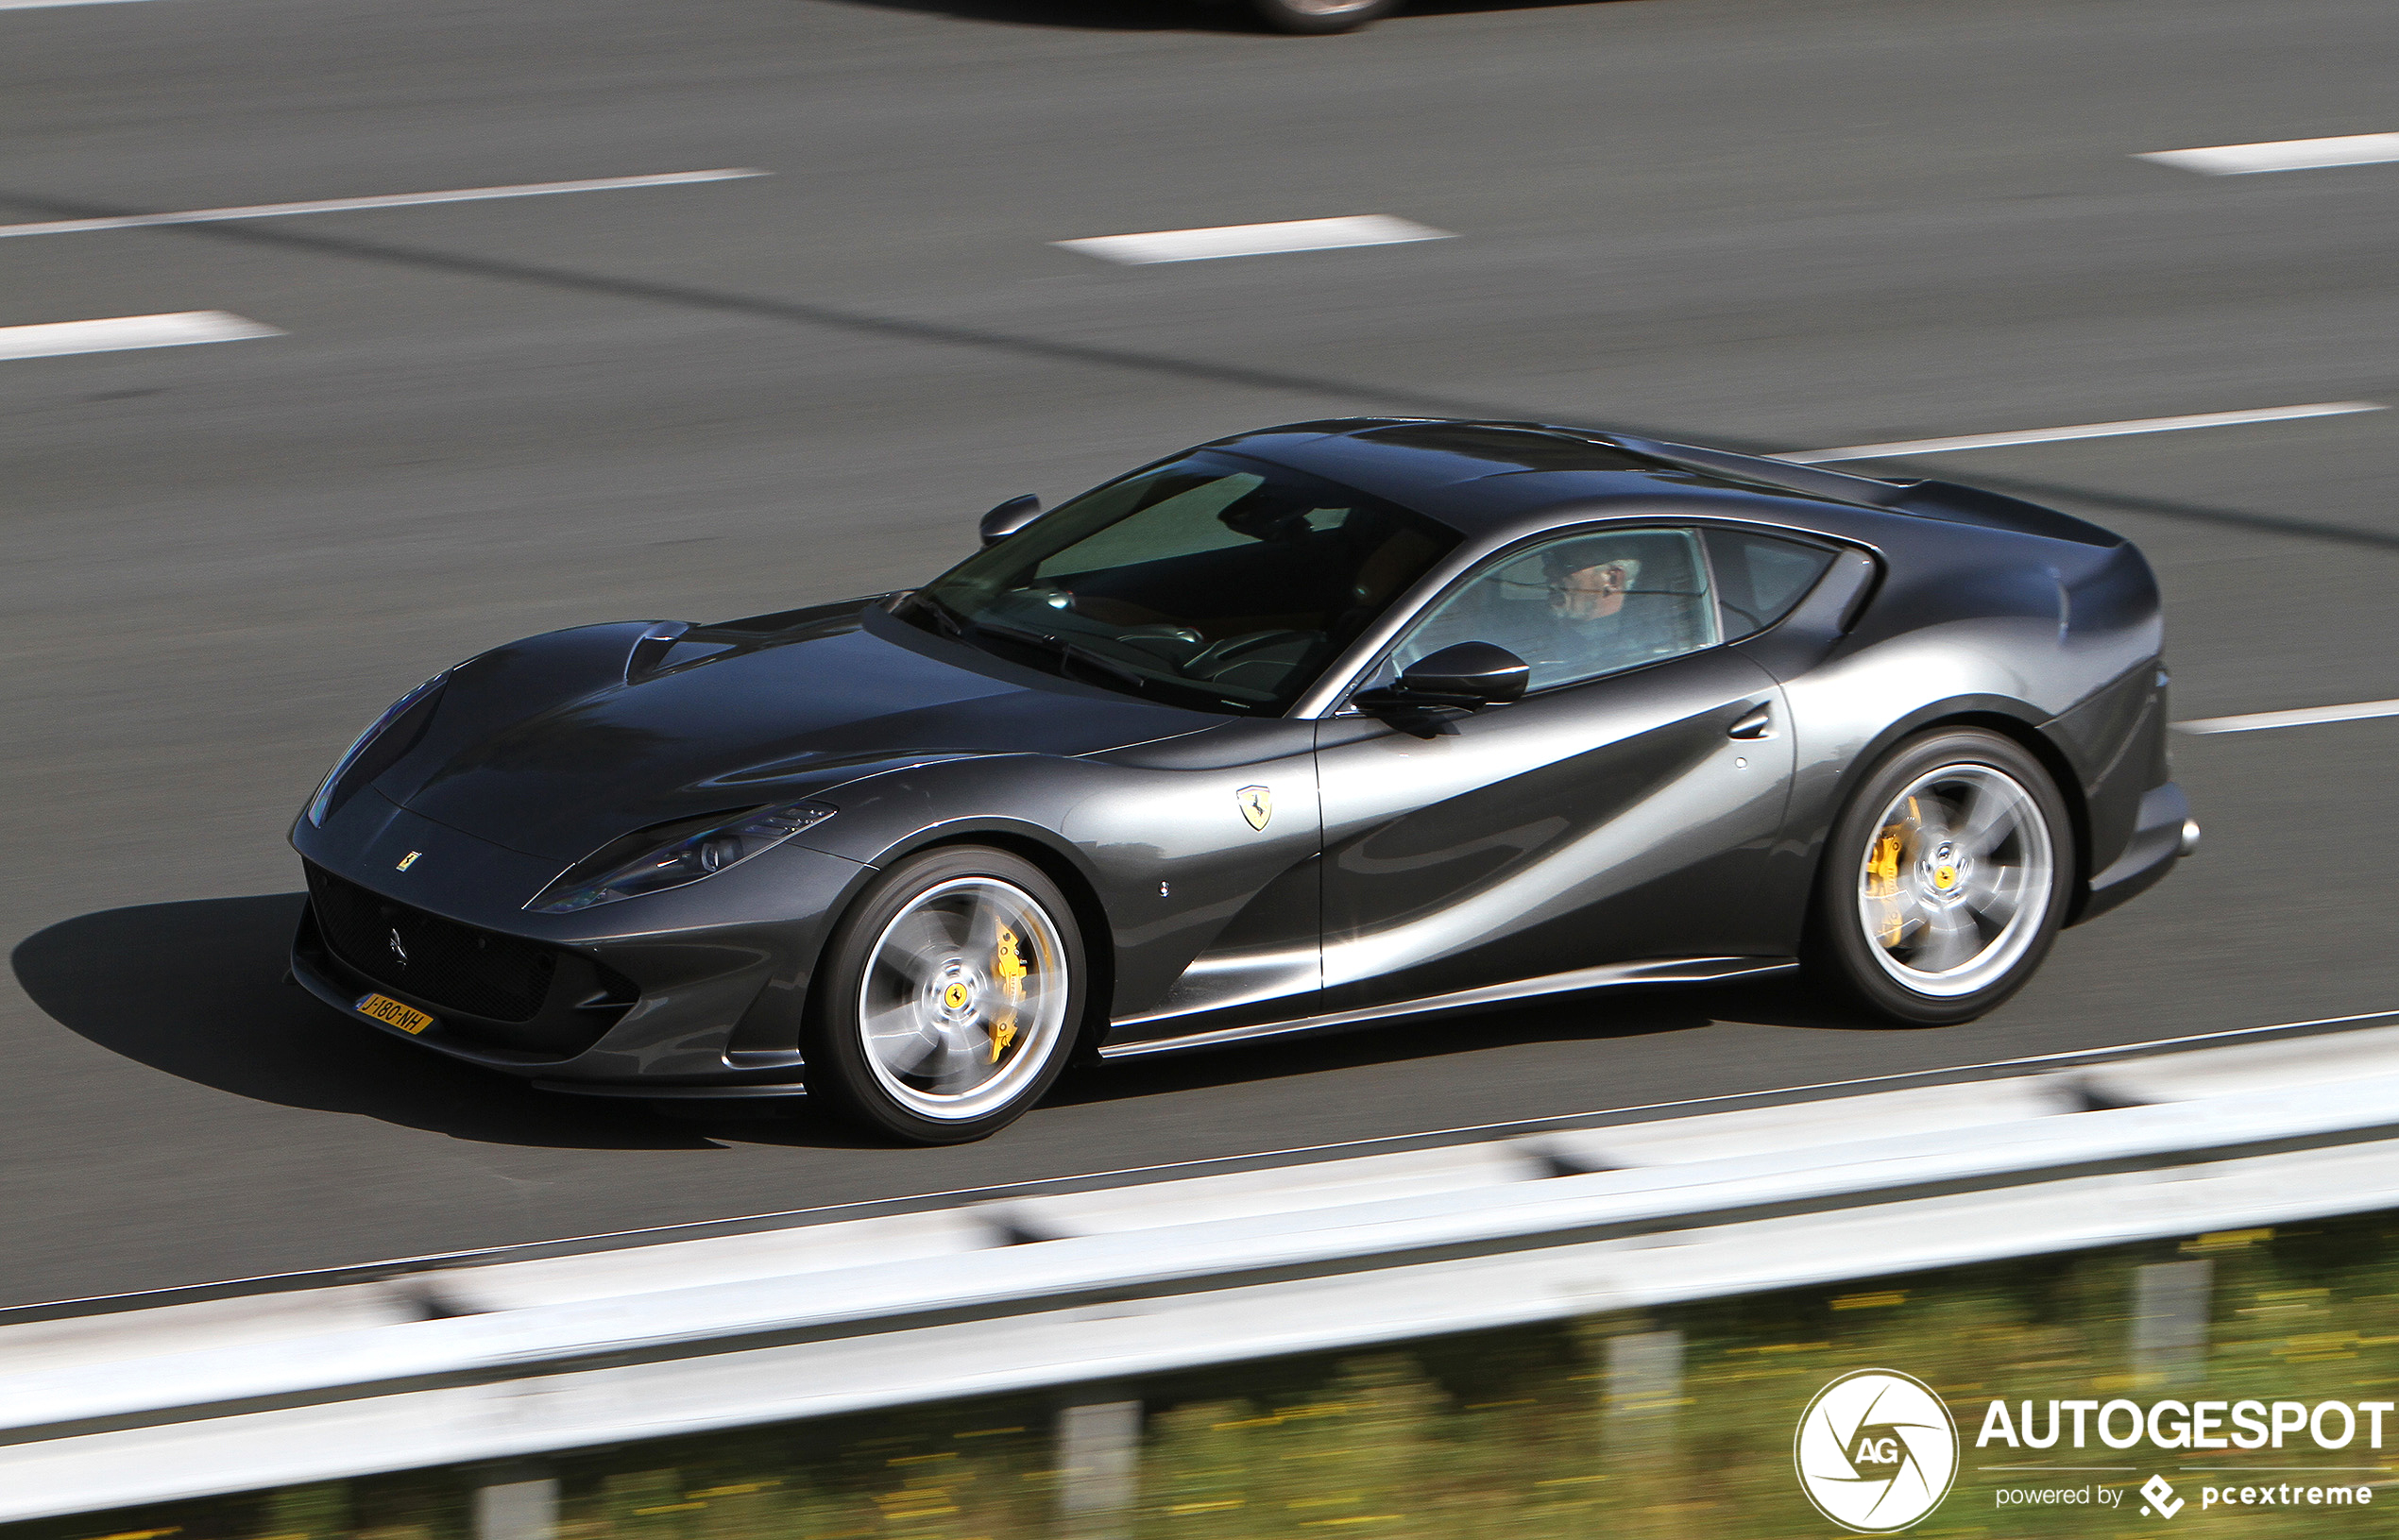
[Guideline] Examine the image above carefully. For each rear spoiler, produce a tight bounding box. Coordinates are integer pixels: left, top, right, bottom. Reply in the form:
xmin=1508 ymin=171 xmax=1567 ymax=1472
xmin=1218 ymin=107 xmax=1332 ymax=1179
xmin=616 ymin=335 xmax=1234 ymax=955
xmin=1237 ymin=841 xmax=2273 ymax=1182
xmin=1604 ymin=433 xmax=2125 ymax=549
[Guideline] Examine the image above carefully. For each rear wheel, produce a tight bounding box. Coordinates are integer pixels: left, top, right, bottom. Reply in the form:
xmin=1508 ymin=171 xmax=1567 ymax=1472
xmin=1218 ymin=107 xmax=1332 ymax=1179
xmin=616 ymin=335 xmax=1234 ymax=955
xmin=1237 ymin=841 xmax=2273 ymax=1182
xmin=807 ymin=847 xmax=1083 ymax=1144
xmin=1807 ymin=730 xmax=2073 ymax=1025
xmin=1248 ymin=0 xmax=1399 ymax=33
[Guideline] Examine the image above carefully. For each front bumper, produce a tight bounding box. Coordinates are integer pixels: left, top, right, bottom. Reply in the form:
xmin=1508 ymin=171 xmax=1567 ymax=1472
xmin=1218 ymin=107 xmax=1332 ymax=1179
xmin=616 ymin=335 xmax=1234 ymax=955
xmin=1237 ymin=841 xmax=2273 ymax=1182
xmin=290 ymin=795 xmax=871 ymax=1092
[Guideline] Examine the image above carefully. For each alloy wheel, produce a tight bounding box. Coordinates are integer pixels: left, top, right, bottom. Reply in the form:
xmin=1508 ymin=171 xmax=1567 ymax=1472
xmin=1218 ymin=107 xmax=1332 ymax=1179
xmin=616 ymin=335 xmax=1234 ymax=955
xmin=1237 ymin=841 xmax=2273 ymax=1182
xmin=1854 ymin=764 xmax=2056 ymax=999
xmin=856 ymin=876 xmax=1071 ymax=1122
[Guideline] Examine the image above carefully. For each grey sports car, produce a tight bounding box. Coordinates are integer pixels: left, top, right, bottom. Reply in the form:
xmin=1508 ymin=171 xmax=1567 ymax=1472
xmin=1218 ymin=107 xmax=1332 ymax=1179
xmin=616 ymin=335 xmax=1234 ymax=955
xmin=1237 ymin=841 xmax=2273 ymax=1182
xmin=290 ymin=419 xmax=2192 ymax=1142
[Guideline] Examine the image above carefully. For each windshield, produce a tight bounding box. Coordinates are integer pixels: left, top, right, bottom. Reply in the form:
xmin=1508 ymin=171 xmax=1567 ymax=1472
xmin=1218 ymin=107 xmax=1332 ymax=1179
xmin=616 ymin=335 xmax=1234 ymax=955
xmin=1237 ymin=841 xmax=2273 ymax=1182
xmin=902 ymin=453 xmax=1459 ymax=715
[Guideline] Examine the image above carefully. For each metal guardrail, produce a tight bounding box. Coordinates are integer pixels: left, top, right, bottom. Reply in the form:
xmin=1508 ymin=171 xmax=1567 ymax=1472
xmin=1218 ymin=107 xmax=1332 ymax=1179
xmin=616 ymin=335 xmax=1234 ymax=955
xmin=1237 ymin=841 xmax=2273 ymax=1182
xmin=4 ymin=1018 xmax=2397 ymax=1523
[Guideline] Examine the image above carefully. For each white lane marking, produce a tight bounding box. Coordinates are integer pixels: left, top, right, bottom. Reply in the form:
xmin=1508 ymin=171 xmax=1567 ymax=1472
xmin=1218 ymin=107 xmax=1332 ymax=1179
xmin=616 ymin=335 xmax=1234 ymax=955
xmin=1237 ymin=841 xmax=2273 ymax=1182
xmin=2139 ymin=132 xmax=2399 ymax=176
xmin=2176 ymin=699 xmax=2399 ymax=736
xmin=1774 ymin=401 xmax=2386 ymax=464
xmin=0 ymin=169 xmax=769 ymax=239
xmin=0 ymin=311 xmax=280 ymax=361
xmin=1055 ymin=214 xmax=1454 ymax=265
xmin=0 ymin=0 xmax=163 ymax=8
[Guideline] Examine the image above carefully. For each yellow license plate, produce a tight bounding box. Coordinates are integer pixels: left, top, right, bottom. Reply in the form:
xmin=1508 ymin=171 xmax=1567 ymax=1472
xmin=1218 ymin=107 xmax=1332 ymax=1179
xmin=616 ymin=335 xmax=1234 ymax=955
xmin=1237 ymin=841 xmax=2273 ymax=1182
xmin=357 ymin=992 xmax=434 ymax=1035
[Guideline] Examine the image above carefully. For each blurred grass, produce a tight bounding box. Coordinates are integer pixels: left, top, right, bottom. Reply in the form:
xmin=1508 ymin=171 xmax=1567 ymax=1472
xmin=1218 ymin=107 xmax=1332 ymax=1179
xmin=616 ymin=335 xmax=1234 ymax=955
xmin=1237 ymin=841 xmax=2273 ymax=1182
xmin=19 ymin=1213 xmax=2399 ymax=1540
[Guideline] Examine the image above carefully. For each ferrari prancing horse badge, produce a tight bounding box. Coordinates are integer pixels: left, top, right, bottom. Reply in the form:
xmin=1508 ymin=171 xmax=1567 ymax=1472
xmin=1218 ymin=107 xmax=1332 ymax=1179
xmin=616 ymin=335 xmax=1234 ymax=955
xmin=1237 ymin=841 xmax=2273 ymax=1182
xmin=1236 ymin=785 xmax=1272 ymax=832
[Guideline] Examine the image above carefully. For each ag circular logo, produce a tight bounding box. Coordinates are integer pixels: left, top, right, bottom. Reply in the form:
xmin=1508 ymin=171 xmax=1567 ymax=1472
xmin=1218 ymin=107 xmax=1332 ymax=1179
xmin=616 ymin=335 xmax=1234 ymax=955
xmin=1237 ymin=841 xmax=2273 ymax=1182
xmin=1795 ymin=1369 xmax=1959 ymax=1532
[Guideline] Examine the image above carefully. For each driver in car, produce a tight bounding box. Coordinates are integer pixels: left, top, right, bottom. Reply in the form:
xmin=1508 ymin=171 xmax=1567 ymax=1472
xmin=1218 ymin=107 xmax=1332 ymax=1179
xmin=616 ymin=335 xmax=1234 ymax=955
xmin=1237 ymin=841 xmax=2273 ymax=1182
xmin=1547 ymin=549 xmax=1640 ymax=623
xmin=1528 ymin=544 xmax=1691 ymax=679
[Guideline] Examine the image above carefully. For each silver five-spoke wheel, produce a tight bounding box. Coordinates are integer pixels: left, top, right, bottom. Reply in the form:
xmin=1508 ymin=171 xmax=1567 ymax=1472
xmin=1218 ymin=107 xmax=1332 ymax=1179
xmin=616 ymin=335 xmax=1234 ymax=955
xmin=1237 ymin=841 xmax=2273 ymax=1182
xmin=1810 ymin=729 xmax=2074 ymax=1024
xmin=1856 ymin=764 xmax=2055 ymax=998
xmin=809 ymin=846 xmax=1086 ymax=1143
xmin=859 ymin=876 xmax=1069 ymax=1122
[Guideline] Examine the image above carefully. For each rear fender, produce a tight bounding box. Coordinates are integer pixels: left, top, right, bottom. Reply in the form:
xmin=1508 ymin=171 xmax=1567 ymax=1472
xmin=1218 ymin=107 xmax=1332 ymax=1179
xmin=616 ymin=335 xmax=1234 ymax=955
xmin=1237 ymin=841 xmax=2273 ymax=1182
xmin=1778 ymin=697 xmax=2088 ymax=956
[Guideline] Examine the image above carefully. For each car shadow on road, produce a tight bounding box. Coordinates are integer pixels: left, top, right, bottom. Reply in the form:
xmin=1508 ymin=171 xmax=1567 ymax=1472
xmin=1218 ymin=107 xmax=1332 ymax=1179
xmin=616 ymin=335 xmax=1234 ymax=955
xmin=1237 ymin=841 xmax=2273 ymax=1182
xmin=1042 ymin=975 xmax=1879 ymax=1111
xmin=8 ymin=894 xmax=805 ymax=1152
xmin=13 ymin=894 xmax=1878 ymax=1152
xmin=825 ymin=0 xmax=1247 ymax=32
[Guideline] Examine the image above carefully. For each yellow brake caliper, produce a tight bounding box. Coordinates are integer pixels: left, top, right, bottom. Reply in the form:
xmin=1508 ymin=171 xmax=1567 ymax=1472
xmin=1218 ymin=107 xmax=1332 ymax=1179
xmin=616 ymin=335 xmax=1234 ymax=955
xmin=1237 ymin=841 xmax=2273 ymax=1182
xmin=990 ymin=926 xmax=1028 ymax=1062
xmin=1865 ymin=799 xmax=1919 ymax=949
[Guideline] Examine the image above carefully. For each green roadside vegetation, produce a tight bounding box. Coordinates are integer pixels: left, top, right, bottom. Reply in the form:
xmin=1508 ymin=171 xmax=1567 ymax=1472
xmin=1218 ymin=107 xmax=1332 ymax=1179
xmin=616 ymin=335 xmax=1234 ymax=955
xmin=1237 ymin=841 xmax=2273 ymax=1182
xmin=18 ymin=1211 xmax=2399 ymax=1540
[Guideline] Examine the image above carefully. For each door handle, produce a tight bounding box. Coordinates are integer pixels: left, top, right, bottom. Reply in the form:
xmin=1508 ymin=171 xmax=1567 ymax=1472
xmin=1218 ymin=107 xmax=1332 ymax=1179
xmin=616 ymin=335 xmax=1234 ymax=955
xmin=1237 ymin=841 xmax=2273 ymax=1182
xmin=1727 ymin=704 xmax=1775 ymax=740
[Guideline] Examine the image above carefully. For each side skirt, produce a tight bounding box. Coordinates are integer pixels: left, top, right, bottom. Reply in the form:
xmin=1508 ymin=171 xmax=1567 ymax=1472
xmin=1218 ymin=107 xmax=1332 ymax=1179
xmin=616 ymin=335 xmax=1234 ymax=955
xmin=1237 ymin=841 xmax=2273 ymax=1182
xmin=536 ymin=1080 xmax=808 ymax=1100
xmin=1097 ymin=956 xmax=1798 ymax=1061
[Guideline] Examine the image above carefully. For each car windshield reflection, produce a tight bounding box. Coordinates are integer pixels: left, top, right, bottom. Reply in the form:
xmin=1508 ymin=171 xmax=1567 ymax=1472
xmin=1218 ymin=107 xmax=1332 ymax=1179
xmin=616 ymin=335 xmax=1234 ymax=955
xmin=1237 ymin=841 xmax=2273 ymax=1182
xmin=902 ymin=453 xmax=1460 ymax=716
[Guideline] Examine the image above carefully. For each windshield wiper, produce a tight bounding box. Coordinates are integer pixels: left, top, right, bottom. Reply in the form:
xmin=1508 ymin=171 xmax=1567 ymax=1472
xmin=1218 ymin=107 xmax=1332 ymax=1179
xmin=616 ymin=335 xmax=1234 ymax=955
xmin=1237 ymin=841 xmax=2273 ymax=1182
xmin=903 ymin=592 xmax=970 ymax=640
xmin=919 ymin=607 xmax=1232 ymax=708
xmin=961 ymin=619 xmax=1167 ymax=698
xmin=1054 ymin=645 xmax=1155 ymax=694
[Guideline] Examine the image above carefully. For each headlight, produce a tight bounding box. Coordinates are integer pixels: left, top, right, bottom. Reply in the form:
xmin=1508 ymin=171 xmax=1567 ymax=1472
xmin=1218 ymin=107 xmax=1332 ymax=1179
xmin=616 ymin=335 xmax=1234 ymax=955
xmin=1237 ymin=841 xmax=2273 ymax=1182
xmin=526 ymin=802 xmax=838 ymax=914
xmin=304 ymin=671 xmax=451 ymax=828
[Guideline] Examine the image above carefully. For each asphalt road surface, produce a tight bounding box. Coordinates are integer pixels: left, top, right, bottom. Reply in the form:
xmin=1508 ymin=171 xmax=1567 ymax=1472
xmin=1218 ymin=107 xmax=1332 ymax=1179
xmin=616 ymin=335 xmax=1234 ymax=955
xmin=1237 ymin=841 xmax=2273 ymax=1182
xmin=3 ymin=0 xmax=2393 ymax=1308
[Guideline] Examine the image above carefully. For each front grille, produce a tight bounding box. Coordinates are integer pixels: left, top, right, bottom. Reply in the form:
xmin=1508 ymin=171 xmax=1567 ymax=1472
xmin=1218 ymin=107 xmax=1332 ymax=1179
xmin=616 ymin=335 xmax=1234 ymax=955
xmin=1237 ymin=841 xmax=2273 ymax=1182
xmin=306 ymin=864 xmax=559 ymax=1023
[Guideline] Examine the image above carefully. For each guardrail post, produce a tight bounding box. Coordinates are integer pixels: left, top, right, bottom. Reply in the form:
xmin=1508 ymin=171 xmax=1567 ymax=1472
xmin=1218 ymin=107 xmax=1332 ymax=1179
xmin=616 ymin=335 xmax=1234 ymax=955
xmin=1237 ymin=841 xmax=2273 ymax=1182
xmin=1056 ymin=1397 xmax=1143 ymax=1539
xmin=1591 ymin=1327 xmax=1689 ymax=1538
xmin=2131 ymin=1259 xmax=2213 ymax=1385
xmin=1605 ymin=1328 xmax=1687 ymax=1431
xmin=474 ymin=1471 xmax=559 ymax=1540
xmin=1599 ymin=1322 xmax=1688 ymax=1499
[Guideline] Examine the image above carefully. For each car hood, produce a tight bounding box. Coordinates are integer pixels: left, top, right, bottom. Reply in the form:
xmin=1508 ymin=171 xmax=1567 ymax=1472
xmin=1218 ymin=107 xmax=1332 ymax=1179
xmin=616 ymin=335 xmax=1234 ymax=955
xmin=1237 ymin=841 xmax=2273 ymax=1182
xmin=375 ymin=603 xmax=1214 ymax=861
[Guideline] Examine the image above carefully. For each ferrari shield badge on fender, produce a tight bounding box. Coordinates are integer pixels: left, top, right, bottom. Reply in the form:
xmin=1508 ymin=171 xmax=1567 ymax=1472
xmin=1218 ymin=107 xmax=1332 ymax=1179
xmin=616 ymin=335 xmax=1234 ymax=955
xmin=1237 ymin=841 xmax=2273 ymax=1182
xmin=395 ymin=851 xmax=422 ymax=872
xmin=1236 ymin=785 xmax=1272 ymax=832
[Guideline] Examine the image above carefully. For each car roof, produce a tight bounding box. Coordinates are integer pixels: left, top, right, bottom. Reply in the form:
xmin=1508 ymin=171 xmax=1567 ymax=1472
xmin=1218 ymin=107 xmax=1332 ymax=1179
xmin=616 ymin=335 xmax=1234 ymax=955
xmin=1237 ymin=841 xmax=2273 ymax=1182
xmin=1196 ymin=417 xmax=1892 ymax=539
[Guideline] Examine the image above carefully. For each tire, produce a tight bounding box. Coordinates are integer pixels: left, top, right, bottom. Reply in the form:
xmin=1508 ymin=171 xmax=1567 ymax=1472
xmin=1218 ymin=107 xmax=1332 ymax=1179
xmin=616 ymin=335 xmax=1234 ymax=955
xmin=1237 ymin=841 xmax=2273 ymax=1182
xmin=1247 ymin=0 xmax=1399 ymax=33
xmin=805 ymin=846 xmax=1085 ymax=1144
xmin=1805 ymin=729 xmax=2075 ymax=1025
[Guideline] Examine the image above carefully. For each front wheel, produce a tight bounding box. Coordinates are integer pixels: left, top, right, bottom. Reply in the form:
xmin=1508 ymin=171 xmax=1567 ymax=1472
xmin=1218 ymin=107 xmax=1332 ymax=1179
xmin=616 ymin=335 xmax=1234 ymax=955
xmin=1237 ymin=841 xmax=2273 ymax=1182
xmin=806 ymin=846 xmax=1084 ymax=1143
xmin=1248 ymin=0 xmax=1400 ymax=33
xmin=1806 ymin=730 xmax=2074 ymax=1025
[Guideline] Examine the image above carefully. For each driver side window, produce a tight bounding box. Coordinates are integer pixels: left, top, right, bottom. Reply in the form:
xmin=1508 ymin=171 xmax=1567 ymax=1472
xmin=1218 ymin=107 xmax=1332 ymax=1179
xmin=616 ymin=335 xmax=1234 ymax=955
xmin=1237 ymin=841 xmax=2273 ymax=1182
xmin=1390 ymin=527 xmax=1719 ymax=693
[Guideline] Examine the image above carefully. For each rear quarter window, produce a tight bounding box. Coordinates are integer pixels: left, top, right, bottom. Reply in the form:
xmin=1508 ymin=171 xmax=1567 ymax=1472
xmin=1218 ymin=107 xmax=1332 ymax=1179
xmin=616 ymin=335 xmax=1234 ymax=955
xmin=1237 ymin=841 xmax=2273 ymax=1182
xmin=1707 ymin=528 xmax=1839 ymax=641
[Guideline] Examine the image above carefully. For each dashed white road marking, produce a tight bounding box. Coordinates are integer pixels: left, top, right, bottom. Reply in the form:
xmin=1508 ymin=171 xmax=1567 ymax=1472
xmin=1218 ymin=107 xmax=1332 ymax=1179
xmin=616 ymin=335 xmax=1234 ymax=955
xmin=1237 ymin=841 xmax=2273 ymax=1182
xmin=2139 ymin=132 xmax=2399 ymax=176
xmin=0 ymin=0 xmax=165 ymax=8
xmin=1055 ymin=214 xmax=1453 ymax=265
xmin=2175 ymin=700 xmax=2399 ymax=736
xmin=0 ymin=169 xmax=769 ymax=240
xmin=0 ymin=311 xmax=281 ymax=361
xmin=1774 ymin=402 xmax=2386 ymax=464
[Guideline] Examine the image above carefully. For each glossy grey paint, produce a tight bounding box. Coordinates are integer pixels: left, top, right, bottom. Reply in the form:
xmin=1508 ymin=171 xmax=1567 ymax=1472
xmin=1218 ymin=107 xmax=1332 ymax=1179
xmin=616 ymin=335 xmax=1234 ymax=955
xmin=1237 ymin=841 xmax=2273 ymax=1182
xmin=290 ymin=418 xmax=2186 ymax=1095
xmin=1313 ymin=651 xmax=1792 ymax=1015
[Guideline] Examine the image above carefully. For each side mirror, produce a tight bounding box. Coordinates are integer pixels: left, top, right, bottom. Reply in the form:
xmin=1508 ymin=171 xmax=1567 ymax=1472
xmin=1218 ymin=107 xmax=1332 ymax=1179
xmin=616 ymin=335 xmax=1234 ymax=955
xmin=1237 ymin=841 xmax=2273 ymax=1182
xmin=1353 ymin=641 xmax=1530 ymax=717
xmin=978 ymin=494 xmax=1042 ymax=547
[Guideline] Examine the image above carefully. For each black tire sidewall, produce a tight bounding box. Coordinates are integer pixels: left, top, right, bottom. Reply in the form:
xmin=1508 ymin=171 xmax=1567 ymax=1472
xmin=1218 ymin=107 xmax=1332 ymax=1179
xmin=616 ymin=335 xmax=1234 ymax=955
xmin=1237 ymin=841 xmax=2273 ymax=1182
xmin=1248 ymin=0 xmax=1398 ymax=33
xmin=806 ymin=846 xmax=1085 ymax=1144
xmin=1808 ymin=730 xmax=2075 ymax=1025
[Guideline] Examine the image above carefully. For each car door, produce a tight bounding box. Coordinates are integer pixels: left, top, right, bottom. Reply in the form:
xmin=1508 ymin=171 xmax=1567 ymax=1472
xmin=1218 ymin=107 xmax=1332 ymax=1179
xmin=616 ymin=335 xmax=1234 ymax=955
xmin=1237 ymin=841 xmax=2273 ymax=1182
xmin=1071 ymin=717 xmax=1326 ymax=1042
xmin=1313 ymin=524 xmax=1796 ymax=1012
